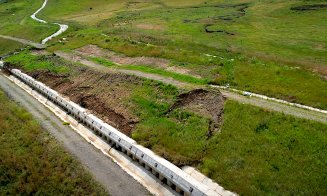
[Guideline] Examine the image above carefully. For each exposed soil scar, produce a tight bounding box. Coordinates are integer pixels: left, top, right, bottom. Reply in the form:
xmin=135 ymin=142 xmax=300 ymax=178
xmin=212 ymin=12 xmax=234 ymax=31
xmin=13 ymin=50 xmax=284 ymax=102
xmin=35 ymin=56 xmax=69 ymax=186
xmin=169 ymin=89 xmax=225 ymax=137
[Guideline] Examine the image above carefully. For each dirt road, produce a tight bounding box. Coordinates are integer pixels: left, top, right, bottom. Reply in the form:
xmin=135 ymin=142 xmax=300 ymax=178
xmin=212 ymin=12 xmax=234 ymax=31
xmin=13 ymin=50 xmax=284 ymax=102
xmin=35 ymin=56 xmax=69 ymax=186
xmin=0 ymin=72 xmax=150 ymax=196
xmin=0 ymin=35 xmax=45 ymax=49
xmin=55 ymin=51 xmax=327 ymax=124
xmin=219 ymin=89 xmax=327 ymax=124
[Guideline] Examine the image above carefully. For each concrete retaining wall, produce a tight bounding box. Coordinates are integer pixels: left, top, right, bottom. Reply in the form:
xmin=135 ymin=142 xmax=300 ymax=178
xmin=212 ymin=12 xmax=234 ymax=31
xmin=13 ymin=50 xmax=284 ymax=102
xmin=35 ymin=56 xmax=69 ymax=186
xmin=10 ymin=68 xmax=212 ymax=196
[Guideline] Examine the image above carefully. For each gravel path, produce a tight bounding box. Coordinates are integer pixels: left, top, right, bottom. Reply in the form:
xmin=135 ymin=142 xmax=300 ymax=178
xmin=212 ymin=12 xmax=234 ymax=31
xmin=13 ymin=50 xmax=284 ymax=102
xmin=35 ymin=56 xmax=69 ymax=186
xmin=219 ymin=90 xmax=327 ymax=124
xmin=55 ymin=51 xmax=327 ymax=124
xmin=0 ymin=72 xmax=150 ymax=196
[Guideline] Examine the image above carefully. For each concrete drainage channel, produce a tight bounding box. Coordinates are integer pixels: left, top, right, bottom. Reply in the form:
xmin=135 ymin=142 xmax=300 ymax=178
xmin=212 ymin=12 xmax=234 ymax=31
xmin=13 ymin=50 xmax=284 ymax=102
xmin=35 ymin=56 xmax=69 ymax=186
xmin=2 ymin=65 xmax=235 ymax=196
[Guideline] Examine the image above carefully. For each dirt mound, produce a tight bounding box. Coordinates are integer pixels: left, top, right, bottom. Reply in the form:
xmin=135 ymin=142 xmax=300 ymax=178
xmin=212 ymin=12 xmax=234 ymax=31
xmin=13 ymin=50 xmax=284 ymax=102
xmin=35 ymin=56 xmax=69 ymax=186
xmin=291 ymin=4 xmax=327 ymax=11
xmin=169 ymin=89 xmax=225 ymax=136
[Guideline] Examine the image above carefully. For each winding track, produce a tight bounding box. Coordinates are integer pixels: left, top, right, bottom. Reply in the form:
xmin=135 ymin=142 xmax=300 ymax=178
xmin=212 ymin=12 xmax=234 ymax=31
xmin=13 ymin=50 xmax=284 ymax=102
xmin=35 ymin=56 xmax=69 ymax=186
xmin=0 ymin=0 xmax=68 ymax=47
xmin=30 ymin=0 xmax=68 ymax=44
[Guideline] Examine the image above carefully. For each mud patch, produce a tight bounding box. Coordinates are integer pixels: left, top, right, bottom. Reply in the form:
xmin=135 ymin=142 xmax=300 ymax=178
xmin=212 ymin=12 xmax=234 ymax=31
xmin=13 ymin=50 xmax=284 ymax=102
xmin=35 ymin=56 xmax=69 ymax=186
xmin=291 ymin=4 xmax=327 ymax=11
xmin=169 ymin=89 xmax=225 ymax=136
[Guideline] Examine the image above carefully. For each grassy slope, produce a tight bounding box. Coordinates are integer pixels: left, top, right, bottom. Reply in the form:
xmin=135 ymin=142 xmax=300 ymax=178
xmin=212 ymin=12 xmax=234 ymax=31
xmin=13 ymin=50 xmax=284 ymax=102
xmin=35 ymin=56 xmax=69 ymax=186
xmin=40 ymin=0 xmax=327 ymax=109
xmin=6 ymin=52 xmax=327 ymax=195
xmin=0 ymin=0 xmax=57 ymax=42
xmin=0 ymin=38 xmax=24 ymax=56
xmin=127 ymin=73 xmax=327 ymax=195
xmin=5 ymin=52 xmax=70 ymax=74
xmin=0 ymin=90 xmax=106 ymax=195
xmin=133 ymin=94 xmax=327 ymax=195
xmin=201 ymin=101 xmax=327 ymax=195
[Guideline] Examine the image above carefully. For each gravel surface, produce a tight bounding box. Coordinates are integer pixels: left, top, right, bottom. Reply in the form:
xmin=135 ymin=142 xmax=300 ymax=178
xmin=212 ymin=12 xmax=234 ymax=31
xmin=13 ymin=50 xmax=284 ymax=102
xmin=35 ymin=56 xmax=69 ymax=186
xmin=0 ymin=72 xmax=150 ymax=196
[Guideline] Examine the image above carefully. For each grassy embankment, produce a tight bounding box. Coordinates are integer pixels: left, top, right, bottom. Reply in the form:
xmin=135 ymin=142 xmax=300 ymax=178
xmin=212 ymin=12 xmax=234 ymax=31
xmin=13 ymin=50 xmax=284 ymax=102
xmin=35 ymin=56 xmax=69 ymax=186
xmin=0 ymin=38 xmax=24 ymax=56
xmin=39 ymin=0 xmax=327 ymax=109
xmin=0 ymin=90 xmax=107 ymax=195
xmin=5 ymin=51 xmax=70 ymax=74
xmin=6 ymin=52 xmax=327 ymax=195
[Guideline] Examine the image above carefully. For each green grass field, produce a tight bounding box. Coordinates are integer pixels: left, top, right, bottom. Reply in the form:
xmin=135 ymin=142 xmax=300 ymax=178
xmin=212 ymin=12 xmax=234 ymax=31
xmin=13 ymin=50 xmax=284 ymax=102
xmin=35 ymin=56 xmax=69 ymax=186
xmin=0 ymin=90 xmax=106 ymax=195
xmin=200 ymin=101 xmax=327 ymax=195
xmin=0 ymin=0 xmax=57 ymax=42
xmin=5 ymin=52 xmax=70 ymax=73
xmin=0 ymin=38 xmax=24 ymax=56
xmin=35 ymin=0 xmax=327 ymax=109
xmin=2 ymin=0 xmax=327 ymax=195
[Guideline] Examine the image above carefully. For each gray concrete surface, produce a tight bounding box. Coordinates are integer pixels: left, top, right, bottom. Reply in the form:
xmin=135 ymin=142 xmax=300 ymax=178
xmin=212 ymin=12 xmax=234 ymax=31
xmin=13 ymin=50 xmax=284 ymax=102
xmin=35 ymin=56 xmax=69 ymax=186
xmin=0 ymin=72 xmax=150 ymax=196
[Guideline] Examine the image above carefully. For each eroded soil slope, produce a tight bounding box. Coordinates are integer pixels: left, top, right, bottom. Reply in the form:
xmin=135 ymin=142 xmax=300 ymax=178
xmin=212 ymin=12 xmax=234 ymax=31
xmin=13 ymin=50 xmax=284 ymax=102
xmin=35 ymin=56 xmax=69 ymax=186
xmin=31 ymin=69 xmax=140 ymax=135
xmin=9 ymin=58 xmax=224 ymax=136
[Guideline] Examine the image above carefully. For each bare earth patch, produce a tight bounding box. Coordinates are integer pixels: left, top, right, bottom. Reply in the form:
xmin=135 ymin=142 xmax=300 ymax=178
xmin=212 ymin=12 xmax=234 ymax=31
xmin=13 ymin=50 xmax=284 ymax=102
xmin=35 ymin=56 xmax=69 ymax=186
xmin=30 ymin=49 xmax=50 ymax=56
xmin=170 ymin=89 xmax=225 ymax=136
xmin=75 ymin=45 xmax=202 ymax=78
xmin=30 ymin=69 xmax=140 ymax=136
xmin=136 ymin=23 xmax=164 ymax=31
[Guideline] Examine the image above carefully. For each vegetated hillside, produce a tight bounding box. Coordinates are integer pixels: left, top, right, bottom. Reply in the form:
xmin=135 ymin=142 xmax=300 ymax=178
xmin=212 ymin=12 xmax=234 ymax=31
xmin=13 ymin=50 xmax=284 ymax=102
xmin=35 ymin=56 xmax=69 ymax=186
xmin=1 ymin=0 xmax=327 ymax=195
xmin=6 ymin=52 xmax=327 ymax=195
xmin=1 ymin=0 xmax=327 ymax=108
xmin=37 ymin=0 xmax=327 ymax=109
xmin=0 ymin=90 xmax=107 ymax=195
xmin=0 ymin=0 xmax=57 ymax=41
xmin=0 ymin=38 xmax=23 ymax=55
